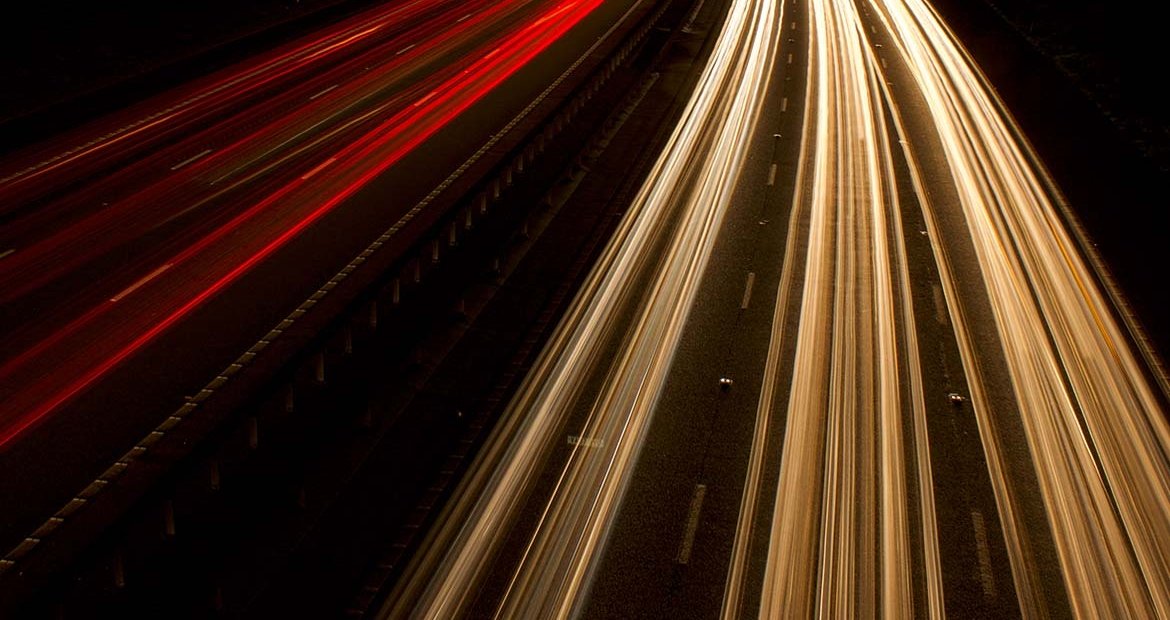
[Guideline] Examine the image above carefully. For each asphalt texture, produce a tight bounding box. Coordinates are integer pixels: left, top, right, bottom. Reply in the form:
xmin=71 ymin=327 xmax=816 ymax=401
xmin=0 ymin=0 xmax=662 ymax=614
xmin=2 ymin=0 xmax=1165 ymax=616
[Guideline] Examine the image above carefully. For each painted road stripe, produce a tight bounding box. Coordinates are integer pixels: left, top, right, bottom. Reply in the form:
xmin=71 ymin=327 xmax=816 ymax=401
xmin=972 ymin=510 xmax=999 ymax=600
xmin=676 ymin=484 xmax=708 ymax=564
xmin=0 ymin=249 xmax=14 ymax=260
xmin=110 ymin=264 xmax=172 ymax=302
xmin=309 ymin=84 xmax=339 ymax=100
xmin=300 ymin=157 xmax=337 ymax=181
xmin=781 ymin=97 xmax=788 ymax=112
xmin=170 ymin=149 xmax=212 ymax=171
xmin=396 ymin=43 xmax=416 ymax=56
xmin=414 ymin=90 xmax=438 ymax=107
xmin=767 ymin=163 xmax=777 ymax=186
xmin=932 ymin=282 xmax=948 ymax=325
xmin=741 ymin=272 xmax=756 ymax=309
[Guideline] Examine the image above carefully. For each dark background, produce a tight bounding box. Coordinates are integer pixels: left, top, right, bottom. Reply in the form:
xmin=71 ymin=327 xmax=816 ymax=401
xmin=971 ymin=0 xmax=1170 ymax=177
xmin=1 ymin=0 xmax=1167 ymax=354
xmin=2 ymin=0 xmax=1167 ymax=173
xmin=0 ymin=0 xmax=381 ymax=150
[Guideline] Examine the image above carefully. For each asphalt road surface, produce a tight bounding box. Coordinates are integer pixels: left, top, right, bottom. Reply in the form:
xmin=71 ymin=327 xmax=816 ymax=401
xmin=0 ymin=0 xmax=649 ymax=566
xmin=379 ymin=0 xmax=1170 ymax=617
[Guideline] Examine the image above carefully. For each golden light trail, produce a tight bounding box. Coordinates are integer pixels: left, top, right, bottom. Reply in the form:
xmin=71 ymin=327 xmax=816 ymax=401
xmin=491 ymin=1 xmax=780 ymax=613
xmin=750 ymin=0 xmax=933 ymax=615
xmin=709 ymin=0 xmax=1170 ymax=613
xmin=746 ymin=0 xmax=1169 ymax=615
xmin=378 ymin=0 xmax=783 ymax=617
xmin=380 ymin=0 xmax=1169 ymax=615
xmin=868 ymin=0 xmax=1170 ymax=616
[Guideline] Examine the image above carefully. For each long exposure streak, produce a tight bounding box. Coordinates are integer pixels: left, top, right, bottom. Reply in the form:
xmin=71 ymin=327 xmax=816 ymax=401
xmin=0 ymin=0 xmax=602 ymax=449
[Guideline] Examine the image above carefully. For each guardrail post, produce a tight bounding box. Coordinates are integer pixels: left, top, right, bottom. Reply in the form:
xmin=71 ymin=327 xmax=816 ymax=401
xmin=369 ymin=301 xmax=378 ymax=329
xmin=343 ymin=327 xmax=353 ymax=355
xmin=209 ymin=459 xmax=221 ymax=492
xmin=248 ymin=417 xmax=259 ymax=450
xmin=164 ymin=500 xmax=176 ymax=538
xmin=431 ymin=239 xmax=440 ymax=263
xmin=284 ymin=385 xmax=295 ymax=413
xmin=113 ymin=550 xmax=125 ymax=589
xmin=315 ymin=352 xmax=326 ymax=384
xmin=392 ymin=279 xmax=401 ymax=305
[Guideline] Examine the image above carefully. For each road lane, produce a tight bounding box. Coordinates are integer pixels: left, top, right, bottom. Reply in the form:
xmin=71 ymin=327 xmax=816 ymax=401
xmin=0 ymin=0 xmax=604 ymax=450
xmin=0 ymin=0 xmax=644 ymax=589
xmin=751 ymin=0 xmax=936 ymax=615
xmin=868 ymin=0 xmax=1170 ymax=615
xmin=386 ymin=0 xmax=1168 ymax=616
xmin=377 ymin=0 xmax=781 ymax=616
xmin=48 ymin=0 xmax=1158 ymax=615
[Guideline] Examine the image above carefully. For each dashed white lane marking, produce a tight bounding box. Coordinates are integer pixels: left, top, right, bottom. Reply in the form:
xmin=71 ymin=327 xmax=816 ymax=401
xmin=741 ymin=272 xmax=756 ymax=309
xmin=110 ymin=263 xmax=173 ymax=302
xmin=396 ymin=43 xmax=416 ymax=55
xmin=767 ymin=162 xmax=777 ymax=186
xmin=309 ymin=84 xmax=339 ymax=100
xmin=0 ymin=249 xmax=14 ymax=260
xmin=169 ymin=149 xmax=212 ymax=171
xmin=932 ymin=282 xmax=948 ymax=326
xmin=300 ymin=157 xmax=337 ymax=181
xmin=677 ymin=484 xmax=708 ymax=565
xmin=414 ymin=90 xmax=439 ymax=107
xmin=972 ymin=510 xmax=999 ymax=600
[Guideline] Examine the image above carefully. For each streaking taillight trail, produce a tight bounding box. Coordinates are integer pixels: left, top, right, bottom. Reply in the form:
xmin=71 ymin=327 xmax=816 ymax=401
xmin=0 ymin=0 xmax=512 ymax=305
xmin=0 ymin=0 xmax=602 ymax=449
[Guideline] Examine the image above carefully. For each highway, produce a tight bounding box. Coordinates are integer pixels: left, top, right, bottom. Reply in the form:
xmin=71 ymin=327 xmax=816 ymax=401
xmin=2 ymin=0 xmax=1166 ymax=615
xmin=0 ymin=0 xmax=656 ymax=583
xmin=0 ymin=0 xmax=600 ymax=449
xmin=379 ymin=0 xmax=1170 ymax=617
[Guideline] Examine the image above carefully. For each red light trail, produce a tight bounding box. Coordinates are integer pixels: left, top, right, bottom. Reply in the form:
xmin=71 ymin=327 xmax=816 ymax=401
xmin=0 ymin=0 xmax=601 ymax=449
